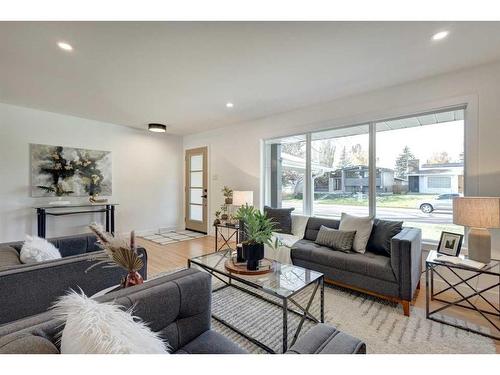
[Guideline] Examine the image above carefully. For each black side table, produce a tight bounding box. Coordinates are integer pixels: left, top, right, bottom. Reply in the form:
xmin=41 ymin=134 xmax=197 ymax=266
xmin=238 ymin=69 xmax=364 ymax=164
xmin=425 ymin=250 xmax=499 ymax=340
xmin=34 ymin=203 xmax=118 ymax=238
xmin=214 ymin=222 xmax=240 ymax=252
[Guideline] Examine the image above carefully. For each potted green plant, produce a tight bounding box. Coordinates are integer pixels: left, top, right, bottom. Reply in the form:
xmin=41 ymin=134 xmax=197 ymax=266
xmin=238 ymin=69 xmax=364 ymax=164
xmin=220 ymin=204 xmax=229 ymax=221
xmin=222 ymin=186 xmax=233 ymax=204
xmin=235 ymin=205 xmax=279 ymax=271
xmin=213 ymin=210 xmax=221 ymax=225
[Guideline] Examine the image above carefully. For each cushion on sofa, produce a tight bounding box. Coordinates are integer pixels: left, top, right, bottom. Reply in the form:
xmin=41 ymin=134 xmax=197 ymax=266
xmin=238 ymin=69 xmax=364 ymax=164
xmin=315 ymin=226 xmax=356 ymax=253
xmin=264 ymin=206 xmax=294 ymax=234
xmin=304 ymin=217 xmax=340 ymax=241
xmin=339 ymin=213 xmax=374 ymax=254
xmin=367 ymin=219 xmax=403 ymax=256
xmin=52 ymin=290 xmax=169 ymax=354
xmin=20 ymin=236 xmax=61 ymax=264
xmin=175 ymin=330 xmax=246 ymax=354
xmin=0 ymin=246 xmax=22 ymax=270
xmin=0 ymin=333 xmax=59 ymax=354
xmin=291 ymin=239 xmax=396 ymax=282
xmin=286 ymin=323 xmax=366 ymax=354
xmin=291 ymin=214 xmax=310 ymax=238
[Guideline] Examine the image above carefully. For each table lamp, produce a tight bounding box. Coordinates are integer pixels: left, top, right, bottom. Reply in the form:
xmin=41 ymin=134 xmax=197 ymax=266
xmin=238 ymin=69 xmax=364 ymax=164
xmin=232 ymin=191 xmax=254 ymax=207
xmin=453 ymin=197 xmax=500 ymax=263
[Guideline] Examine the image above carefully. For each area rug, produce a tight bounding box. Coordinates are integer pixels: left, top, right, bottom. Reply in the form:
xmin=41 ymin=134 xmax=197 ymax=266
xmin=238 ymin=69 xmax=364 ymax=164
xmin=140 ymin=230 xmax=206 ymax=245
xmin=211 ymin=282 xmax=496 ymax=354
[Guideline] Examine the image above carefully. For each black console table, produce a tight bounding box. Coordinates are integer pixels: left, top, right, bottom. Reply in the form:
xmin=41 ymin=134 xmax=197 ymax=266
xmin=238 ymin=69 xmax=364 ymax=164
xmin=34 ymin=203 xmax=118 ymax=238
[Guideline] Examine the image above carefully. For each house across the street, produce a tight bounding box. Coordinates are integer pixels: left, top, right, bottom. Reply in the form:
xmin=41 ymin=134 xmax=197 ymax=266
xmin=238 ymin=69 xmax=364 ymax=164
xmin=407 ymin=160 xmax=464 ymax=194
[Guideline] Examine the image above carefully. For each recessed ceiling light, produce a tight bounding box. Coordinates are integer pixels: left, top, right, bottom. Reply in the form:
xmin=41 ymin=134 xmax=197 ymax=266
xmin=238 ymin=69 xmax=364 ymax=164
xmin=226 ymin=102 xmax=234 ymax=108
xmin=148 ymin=123 xmax=167 ymax=133
xmin=432 ymin=31 xmax=449 ymax=41
xmin=57 ymin=42 xmax=73 ymax=51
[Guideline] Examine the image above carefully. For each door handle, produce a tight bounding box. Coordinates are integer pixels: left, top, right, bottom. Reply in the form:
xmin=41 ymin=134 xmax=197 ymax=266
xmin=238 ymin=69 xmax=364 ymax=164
xmin=201 ymin=194 xmax=208 ymax=198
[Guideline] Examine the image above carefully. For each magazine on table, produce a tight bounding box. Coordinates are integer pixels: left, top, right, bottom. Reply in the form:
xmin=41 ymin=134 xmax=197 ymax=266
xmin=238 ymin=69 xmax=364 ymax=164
xmin=434 ymin=254 xmax=487 ymax=270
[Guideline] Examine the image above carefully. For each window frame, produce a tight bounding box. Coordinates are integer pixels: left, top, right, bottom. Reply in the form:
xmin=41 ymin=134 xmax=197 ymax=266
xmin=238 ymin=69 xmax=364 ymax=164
xmin=263 ymin=104 xmax=467 ymax=243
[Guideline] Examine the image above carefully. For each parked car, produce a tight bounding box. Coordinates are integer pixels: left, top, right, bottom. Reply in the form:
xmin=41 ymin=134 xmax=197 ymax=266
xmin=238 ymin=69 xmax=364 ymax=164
xmin=417 ymin=193 xmax=462 ymax=213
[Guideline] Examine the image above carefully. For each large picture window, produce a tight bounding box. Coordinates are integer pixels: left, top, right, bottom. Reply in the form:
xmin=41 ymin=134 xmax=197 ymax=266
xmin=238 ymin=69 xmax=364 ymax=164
xmin=263 ymin=135 xmax=307 ymax=214
xmin=375 ymin=109 xmax=464 ymax=241
xmin=311 ymin=125 xmax=370 ymax=218
xmin=264 ymin=107 xmax=465 ymax=242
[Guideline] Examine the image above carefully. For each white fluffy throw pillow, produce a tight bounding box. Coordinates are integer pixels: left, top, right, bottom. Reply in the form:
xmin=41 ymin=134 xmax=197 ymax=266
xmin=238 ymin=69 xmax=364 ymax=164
xmin=20 ymin=235 xmax=61 ymax=264
xmin=339 ymin=212 xmax=374 ymax=254
xmin=52 ymin=290 xmax=169 ymax=354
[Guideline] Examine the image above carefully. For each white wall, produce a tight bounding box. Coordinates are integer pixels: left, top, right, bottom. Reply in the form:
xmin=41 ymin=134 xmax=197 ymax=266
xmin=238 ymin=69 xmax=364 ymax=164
xmin=0 ymin=103 xmax=182 ymax=242
xmin=183 ymin=60 xmax=500 ymax=258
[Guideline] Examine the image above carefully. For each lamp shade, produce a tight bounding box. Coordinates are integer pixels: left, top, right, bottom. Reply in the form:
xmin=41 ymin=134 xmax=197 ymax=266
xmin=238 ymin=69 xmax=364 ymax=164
xmin=453 ymin=197 xmax=500 ymax=228
xmin=232 ymin=191 xmax=254 ymax=206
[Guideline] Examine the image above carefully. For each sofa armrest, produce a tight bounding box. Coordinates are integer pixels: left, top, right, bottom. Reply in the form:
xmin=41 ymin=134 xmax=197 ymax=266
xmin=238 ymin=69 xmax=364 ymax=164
xmin=286 ymin=324 xmax=366 ymax=354
xmin=0 ymin=248 xmax=148 ymax=326
xmin=390 ymin=227 xmax=422 ymax=301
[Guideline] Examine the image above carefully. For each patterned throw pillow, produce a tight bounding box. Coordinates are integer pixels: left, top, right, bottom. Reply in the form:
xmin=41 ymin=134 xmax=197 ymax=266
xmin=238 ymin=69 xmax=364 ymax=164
xmin=315 ymin=225 xmax=356 ymax=253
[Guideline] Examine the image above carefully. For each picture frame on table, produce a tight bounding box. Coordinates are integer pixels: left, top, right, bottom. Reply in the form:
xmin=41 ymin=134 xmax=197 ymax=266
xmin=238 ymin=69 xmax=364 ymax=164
xmin=437 ymin=231 xmax=463 ymax=256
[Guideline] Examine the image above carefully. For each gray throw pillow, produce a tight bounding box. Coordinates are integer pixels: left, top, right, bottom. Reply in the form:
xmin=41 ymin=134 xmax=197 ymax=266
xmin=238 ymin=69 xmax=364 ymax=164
xmin=264 ymin=206 xmax=295 ymax=234
xmin=367 ymin=219 xmax=403 ymax=256
xmin=315 ymin=226 xmax=356 ymax=253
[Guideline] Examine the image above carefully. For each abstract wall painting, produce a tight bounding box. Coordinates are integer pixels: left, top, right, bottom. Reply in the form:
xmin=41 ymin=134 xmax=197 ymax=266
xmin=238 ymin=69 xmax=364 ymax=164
xmin=31 ymin=143 xmax=112 ymax=197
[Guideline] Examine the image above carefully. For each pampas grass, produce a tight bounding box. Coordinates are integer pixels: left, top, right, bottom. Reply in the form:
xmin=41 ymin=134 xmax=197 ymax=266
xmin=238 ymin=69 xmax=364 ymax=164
xmin=86 ymin=223 xmax=143 ymax=273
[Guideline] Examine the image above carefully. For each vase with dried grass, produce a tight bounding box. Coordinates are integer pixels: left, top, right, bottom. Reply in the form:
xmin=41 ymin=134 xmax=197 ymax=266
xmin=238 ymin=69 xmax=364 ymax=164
xmin=87 ymin=223 xmax=144 ymax=288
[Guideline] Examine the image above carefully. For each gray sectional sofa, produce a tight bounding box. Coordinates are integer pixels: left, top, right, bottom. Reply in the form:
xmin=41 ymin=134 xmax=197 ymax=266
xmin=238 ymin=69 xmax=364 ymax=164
xmin=0 ymin=268 xmax=366 ymax=354
xmin=0 ymin=233 xmax=148 ymax=326
xmin=291 ymin=217 xmax=422 ymax=316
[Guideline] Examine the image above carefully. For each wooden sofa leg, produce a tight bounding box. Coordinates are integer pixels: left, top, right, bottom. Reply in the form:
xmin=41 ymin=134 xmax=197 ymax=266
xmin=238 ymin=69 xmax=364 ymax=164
xmin=416 ymin=280 xmax=421 ymax=290
xmin=401 ymin=300 xmax=410 ymax=316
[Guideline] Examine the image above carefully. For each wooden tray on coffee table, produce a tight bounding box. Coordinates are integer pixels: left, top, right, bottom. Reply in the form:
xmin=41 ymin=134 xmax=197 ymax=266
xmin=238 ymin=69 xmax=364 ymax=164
xmin=224 ymin=257 xmax=274 ymax=275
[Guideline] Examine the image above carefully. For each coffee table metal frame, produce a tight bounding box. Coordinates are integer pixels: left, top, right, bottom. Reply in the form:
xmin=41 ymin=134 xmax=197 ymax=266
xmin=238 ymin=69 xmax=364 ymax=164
xmin=188 ymin=250 xmax=324 ymax=354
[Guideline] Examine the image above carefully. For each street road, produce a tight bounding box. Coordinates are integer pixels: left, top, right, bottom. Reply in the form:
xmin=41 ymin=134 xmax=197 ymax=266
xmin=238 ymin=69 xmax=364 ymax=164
xmin=282 ymin=202 xmax=453 ymax=224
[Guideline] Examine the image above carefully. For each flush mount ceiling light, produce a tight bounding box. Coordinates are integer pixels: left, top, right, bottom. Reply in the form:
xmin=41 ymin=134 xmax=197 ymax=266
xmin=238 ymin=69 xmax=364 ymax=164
xmin=148 ymin=123 xmax=167 ymax=133
xmin=432 ymin=31 xmax=449 ymax=41
xmin=57 ymin=41 xmax=73 ymax=51
xmin=226 ymin=102 xmax=234 ymax=108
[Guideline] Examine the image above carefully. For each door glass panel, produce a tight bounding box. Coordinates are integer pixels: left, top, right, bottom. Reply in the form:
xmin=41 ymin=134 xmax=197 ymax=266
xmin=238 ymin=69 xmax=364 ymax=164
xmin=191 ymin=155 xmax=203 ymax=171
xmin=190 ymin=204 xmax=203 ymax=221
xmin=190 ymin=188 xmax=203 ymax=204
xmin=190 ymin=171 xmax=203 ymax=188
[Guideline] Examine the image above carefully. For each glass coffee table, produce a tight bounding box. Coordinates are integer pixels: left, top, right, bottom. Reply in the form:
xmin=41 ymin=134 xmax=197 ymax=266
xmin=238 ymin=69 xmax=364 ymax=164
xmin=188 ymin=250 xmax=324 ymax=353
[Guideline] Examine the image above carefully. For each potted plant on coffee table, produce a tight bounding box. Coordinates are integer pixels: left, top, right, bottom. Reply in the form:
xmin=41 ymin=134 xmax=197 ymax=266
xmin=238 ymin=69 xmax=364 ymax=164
xmin=235 ymin=205 xmax=279 ymax=271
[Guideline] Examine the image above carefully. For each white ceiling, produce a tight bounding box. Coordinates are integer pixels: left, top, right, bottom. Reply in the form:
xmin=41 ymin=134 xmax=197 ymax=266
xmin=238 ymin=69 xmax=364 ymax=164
xmin=1 ymin=22 xmax=500 ymax=135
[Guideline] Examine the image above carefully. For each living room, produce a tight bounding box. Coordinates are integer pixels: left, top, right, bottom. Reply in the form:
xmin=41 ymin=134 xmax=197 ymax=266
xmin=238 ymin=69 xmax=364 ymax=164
xmin=1 ymin=1 xmax=499 ymax=373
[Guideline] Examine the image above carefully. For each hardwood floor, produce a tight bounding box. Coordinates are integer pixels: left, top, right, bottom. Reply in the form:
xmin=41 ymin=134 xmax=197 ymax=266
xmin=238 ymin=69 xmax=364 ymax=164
xmin=137 ymin=236 xmax=500 ymax=353
xmin=137 ymin=236 xmax=215 ymax=276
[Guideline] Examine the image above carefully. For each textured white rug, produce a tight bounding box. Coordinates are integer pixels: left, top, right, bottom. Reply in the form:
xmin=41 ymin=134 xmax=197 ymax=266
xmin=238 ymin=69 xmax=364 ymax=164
xmin=140 ymin=230 xmax=206 ymax=245
xmin=211 ymin=282 xmax=496 ymax=354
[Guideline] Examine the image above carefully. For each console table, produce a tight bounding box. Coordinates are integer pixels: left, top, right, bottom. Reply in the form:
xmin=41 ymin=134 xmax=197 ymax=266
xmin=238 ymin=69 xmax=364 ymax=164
xmin=33 ymin=203 xmax=118 ymax=238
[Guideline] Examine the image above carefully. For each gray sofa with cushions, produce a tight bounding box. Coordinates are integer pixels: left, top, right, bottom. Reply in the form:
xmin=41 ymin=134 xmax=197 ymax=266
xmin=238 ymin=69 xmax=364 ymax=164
xmin=291 ymin=217 xmax=421 ymax=316
xmin=0 ymin=233 xmax=148 ymax=326
xmin=0 ymin=268 xmax=366 ymax=354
